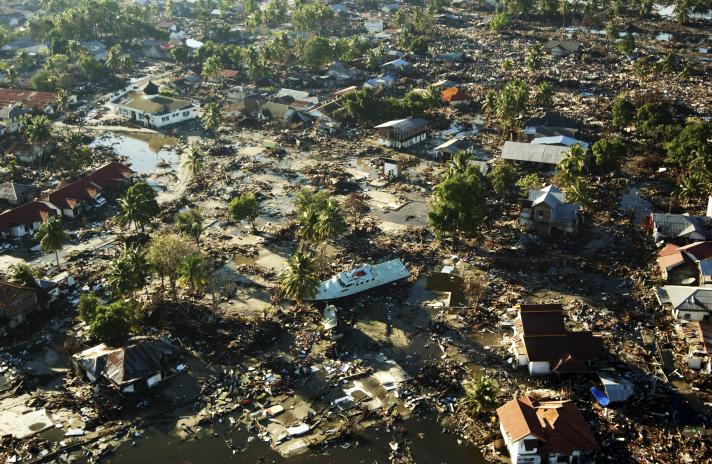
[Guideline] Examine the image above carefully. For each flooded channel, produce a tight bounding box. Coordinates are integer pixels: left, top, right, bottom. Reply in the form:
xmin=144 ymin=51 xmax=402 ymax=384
xmin=110 ymin=412 xmax=486 ymax=464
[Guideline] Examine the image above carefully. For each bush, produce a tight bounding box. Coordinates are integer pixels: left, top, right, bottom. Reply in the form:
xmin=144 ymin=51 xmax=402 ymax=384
xmin=88 ymin=301 xmax=134 ymax=346
xmin=591 ymin=138 xmax=626 ymax=172
xmin=78 ymin=294 xmax=100 ymax=323
xmin=636 ymin=102 xmax=673 ymax=134
xmin=489 ymin=12 xmax=510 ymax=32
xmin=611 ymin=96 xmax=635 ymax=128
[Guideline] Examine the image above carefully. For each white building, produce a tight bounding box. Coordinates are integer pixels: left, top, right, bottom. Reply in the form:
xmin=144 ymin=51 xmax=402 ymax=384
xmin=374 ymin=118 xmax=429 ymax=150
xmin=108 ymin=90 xmax=197 ymax=128
xmin=657 ymin=286 xmax=712 ymax=321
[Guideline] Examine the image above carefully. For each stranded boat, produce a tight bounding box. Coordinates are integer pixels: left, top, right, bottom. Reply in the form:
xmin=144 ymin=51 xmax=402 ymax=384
xmin=309 ymin=259 xmax=411 ymax=301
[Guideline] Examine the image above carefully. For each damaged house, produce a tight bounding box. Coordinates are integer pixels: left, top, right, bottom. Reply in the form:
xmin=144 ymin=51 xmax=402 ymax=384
xmin=681 ymin=321 xmax=712 ymax=373
xmin=657 ymin=241 xmax=712 ymax=285
xmin=524 ymin=112 xmax=582 ymax=138
xmin=656 ymin=286 xmax=712 ymax=321
xmin=497 ymin=395 xmax=598 ymax=464
xmin=374 ymin=118 xmax=429 ymax=149
xmin=519 ymin=185 xmax=580 ymax=236
xmin=72 ymin=338 xmax=180 ymax=393
xmin=543 ymin=40 xmax=582 ymax=57
xmin=511 ymin=304 xmax=603 ymax=375
xmin=646 ymin=212 xmax=712 ymax=243
xmin=0 ymin=181 xmax=40 ymax=205
xmin=0 ymin=280 xmax=40 ymax=335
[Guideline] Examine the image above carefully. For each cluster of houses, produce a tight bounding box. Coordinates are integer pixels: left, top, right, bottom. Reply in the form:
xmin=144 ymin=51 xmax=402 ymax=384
xmin=0 ymin=162 xmax=134 ymax=239
xmin=0 ymin=87 xmax=59 ymax=136
xmin=651 ymin=213 xmax=712 ymax=373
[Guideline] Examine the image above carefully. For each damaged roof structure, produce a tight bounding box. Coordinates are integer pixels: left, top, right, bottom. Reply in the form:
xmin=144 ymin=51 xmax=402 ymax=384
xmin=647 ymin=212 xmax=712 ymax=242
xmin=511 ymin=304 xmax=603 ymax=376
xmin=657 ymin=241 xmax=712 ymax=285
xmin=72 ymin=338 xmax=180 ymax=393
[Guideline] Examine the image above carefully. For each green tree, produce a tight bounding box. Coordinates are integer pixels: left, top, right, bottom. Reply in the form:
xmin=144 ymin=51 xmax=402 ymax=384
xmin=8 ymin=263 xmax=38 ymax=288
xmin=664 ymin=121 xmax=712 ymax=166
xmin=489 ymin=161 xmax=518 ymax=199
xmin=636 ymin=102 xmax=673 ymax=135
xmin=490 ymin=12 xmax=510 ymax=32
xmin=557 ymin=144 xmax=589 ymax=183
xmin=280 ymin=250 xmax=320 ymax=303
xmin=516 ymin=173 xmax=543 ymax=193
xmin=525 ymin=44 xmax=543 ymax=72
xmin=611 ymin=95 xmax=636 ymax=128
xmin=591 ymin=138 xmax=626 ymax=172
xmin=147 ymin=233 xmax=199 ymax=298
xmin=202 ymin=55 xmax=222 ymax=81
xmin=21 ymin=114 xmax=53 ymax=160
xmin=228 ymin=192 xmax=261 ymax=231
xmin=175 ymin=208 xmax=204 ymax=244
xmin=534 ymin=81 xmax=554 ymax=108
xmin=201 ymin=101 xmax=223 ymax=133
xmin=171 ymin=46 xmax=191 ymax=64
xmin=77 ymin=293 xmax=100 ymax=323
xmin=300 ymin=36 xmax=334 ymax=68
xmin=179 ymin=254 xmax=208 ymax=295
xmin=184 ymin=145 xmax=206 ymax=177
xmin=34 ymin=216 xmax=68 ymax=269
xmin=292 ymin=0 xmax=335 ymax=32
xmin=429 ymin=168 xmax=488 ymax=239
xmin=89 ymin=301 xmax=134 ymax=345
xmin=107 ymin=246 xmax=150 ymax=300
xmin=564 ymin=176 xmax=593 ymax=208
xmin=460 ymin=374 xmax=499 ymax=416
xmin=118 ymin=181 xmax=160 ymax=232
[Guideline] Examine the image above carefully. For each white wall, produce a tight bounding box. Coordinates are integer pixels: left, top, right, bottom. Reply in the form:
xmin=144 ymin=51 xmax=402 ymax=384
xmin=529 ymin=361 xmax=551 ymax=376
xmin=675 ymin=308 xmax=707 ymax=321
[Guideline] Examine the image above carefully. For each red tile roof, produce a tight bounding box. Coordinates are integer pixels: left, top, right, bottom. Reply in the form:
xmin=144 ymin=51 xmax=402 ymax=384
xmin=0 ymin=280 xmax=38 ymax=318
xmin=497 ymin=395 xmax=598 ymax=455
xmin=0 ymin=200 xmax=58 ymax=232
xmin=441 ymin=87 xmax=470 ymax=102
xmin=220 ymin=69 xmax=240 ymax=79
xmin=84 ymin=162 xmax=134 ymax=189
xmin=0 ymin=88 xmax=58 ymax=111
xmin=44 ymin=178 xmax=101 ymax=210
xmin=514 ymin=304 xmax=602 ymax=370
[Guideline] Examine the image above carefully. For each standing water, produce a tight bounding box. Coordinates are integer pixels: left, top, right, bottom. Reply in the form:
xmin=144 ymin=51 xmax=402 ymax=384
xmin=90 ymin=132 xmax=180 ymax=174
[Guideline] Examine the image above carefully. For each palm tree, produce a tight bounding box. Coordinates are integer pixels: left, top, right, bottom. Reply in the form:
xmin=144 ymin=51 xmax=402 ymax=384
xmin=34 ymin=216 xmax=68 ymax=269
xmin=8 ymin=263 xmax=39 ymax=288
xmin=201 ymin=102 xmax=223 ymax=134
xmin=535 ymin=82 xmax=554 ymax=108
xmin=315 ymin=200 xmax=346 ymax=269
xmin=6 ymin=66 xmax=18 ymax=87
xmin=565 ymin=177 xmax=593 ymax=208
xmin=179 ymin=254 xmax=208 ymax=295
xmin=21 ymin=114 xmax=53 ymax=164
xmin=280 ymin=250 xmax=320 ymax=303
xmin=118 ymin=181 xmax=159 ymax=232
xmin=183 ymin=146 xmax=205 ymax=178
xmin=447 ymin=151 xmax=473 ymax=178
xmin=175 ymin=208 xmax=204 ymax=244
xmin=56 ymin=89 xmax=71 ymax=113
xmin=460 ymin=374 xmax=499 ymax=416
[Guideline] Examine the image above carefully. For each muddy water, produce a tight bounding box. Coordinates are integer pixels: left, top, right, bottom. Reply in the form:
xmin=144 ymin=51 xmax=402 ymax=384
xmin=110 ymin=413 xmax=487 ymax=464
xmin=90 ymin=132 xmax=180 ymax=174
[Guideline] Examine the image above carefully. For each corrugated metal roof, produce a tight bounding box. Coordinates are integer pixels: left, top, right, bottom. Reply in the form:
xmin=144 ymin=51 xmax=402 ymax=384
xmin=501 ymin=141 xmax=569 ymax=165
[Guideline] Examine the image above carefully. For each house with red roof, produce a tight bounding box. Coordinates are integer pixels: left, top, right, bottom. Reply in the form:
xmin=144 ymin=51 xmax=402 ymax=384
xmin=0 ymin=88 xmax=58 ymax=113
xmin=511 ymin=304 xmax=603 ymax=376
xmin=44 ymin=179 xmax=104 ymax=218
xmin=657 ymin=241 xmax=712 ymax=285
xmin=441 ymin=87 xmax=471 ymax=107
xmin=0 ymin=162 xmax=133 ymax=238
xmin=497 ymin=395 xmax=598 ymax=464
xmin=0 ymin=200 xmax=60 ymax=238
